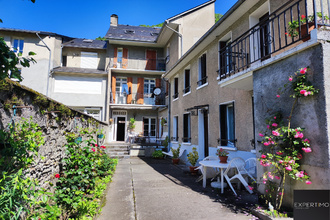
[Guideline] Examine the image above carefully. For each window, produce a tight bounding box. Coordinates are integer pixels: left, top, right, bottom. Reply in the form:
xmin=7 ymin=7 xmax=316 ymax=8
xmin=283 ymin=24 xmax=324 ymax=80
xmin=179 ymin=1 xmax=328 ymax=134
xmin=85 ymin=108 xmax=102 ymax=121
xmin=173 ymin=116 xmax=178 ymax=141
xmin=259 ymin=13 xmax=271 ymax=61
xmin=173 ymin=78 xmax=179 ymax=99
xmin=183 ymin=69 xmax=190 ymax=94
xmin=62 ymin=56 xmax=67 ymax=67
xmin=183 ymin=113 xmax=191 ymax=142
xmin=144 ymin=78 xmax=155 ymax=105
xmin=198 ymin=53 xmax=207 ymax=87
xmin=115 ymin=77 xmax=128 ymax=104
xmin=12 ymin=39 xmax=24 ymax=54
xmin=219 ymin=103 xmax=235 ymax=147
xmin=143 ymin=117 xmax=156 ymax=137
xmin=219 ymin=39 xmax=232 ymax=76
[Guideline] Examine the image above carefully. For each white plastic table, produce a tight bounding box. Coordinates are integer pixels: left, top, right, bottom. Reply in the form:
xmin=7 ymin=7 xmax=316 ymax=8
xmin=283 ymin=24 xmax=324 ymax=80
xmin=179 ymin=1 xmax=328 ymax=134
xmin=199 ymin=160 xmax=229 ymax=194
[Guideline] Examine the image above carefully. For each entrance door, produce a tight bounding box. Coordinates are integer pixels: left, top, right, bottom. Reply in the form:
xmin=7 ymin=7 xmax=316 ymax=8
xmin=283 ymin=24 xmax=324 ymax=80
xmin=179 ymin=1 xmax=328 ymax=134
xmin=116 ymin=117 xmax=126 ymax=141
xmin=146 ymin=50 xmax=156 ymax=70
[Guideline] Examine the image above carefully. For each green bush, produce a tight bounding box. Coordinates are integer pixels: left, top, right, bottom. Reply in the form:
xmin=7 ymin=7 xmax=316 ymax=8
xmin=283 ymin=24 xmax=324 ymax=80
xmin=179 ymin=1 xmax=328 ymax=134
xmin=152 ymin=150 xmax=163 ymax=159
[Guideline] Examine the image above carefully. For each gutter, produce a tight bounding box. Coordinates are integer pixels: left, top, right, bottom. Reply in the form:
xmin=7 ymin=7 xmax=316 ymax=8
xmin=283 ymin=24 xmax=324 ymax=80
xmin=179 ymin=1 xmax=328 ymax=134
xmin=36 ymin=32 xmax=52 ymax=97
xmin=164 ymin=21 xmax=183 ymax=58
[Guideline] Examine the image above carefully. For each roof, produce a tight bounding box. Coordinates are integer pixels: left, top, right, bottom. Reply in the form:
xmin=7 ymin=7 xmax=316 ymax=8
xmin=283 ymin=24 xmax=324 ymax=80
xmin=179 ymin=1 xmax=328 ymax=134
xmin=0 ymin=27 xmax=70 ymax=39
xmin=105 ymin=24 xmax=161 ymax=42
xmin=52 ymin=67 xmax=107 ymax=75
xmin=166 ymin=0 xmax=216 ymax=22
xmin=63 ymin=38 xmax=107 ymax=49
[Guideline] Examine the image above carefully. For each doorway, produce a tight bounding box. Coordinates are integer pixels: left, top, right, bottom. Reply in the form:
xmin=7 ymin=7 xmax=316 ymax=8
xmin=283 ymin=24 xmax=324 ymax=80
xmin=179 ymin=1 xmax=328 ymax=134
xmin=116 ymin=117 xmax=126 ymax=141
xmin=198 ymin=108 xmax=209 ymax=159
xmin=146 ymin=50 xmax=157 ymax=70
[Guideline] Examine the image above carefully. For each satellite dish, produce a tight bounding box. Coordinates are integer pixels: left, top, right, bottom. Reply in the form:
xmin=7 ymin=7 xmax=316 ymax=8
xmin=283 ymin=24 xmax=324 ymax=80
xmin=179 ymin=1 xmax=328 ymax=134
xmin=153 ymin=88 xmax=161 ymax=96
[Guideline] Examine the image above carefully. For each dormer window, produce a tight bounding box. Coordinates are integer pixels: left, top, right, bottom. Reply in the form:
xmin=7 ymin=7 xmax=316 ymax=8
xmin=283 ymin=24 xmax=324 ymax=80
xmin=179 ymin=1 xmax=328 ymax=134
xmin=83 ymin=39 xmax=93 ymax=43
xmin=124 ymin=30 xmax=135 ymax=34
xmin=150 ymin=32 xmax=159 ymax=36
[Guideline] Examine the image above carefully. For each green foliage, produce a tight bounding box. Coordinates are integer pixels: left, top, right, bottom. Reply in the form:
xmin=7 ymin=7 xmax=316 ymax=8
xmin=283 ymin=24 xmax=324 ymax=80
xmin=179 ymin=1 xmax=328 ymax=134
xmin=187 ymin=147 xmax=199 ymax=166
xmin=171 ymin=144 xmax=181 ymax=159
xmin=215 ymin=13 xmax=223 ymax=23
xmin=0 ymin=37 xmax=36 ymax=82
xmin=152 ymin=150 xmax=164 ymax=159
xmin=139 ymin=23 xmax=163 ymax=28
xmin=128 ymin=118 xmax=136 ymax=132
xmin=0 ymin=118 xmax=45 ymax=219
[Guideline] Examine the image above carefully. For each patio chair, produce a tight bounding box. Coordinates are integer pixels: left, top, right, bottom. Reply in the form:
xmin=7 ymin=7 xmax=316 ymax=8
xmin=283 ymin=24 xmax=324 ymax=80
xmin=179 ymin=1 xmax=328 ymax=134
xmin=195 ymin=156 xmax=219 ymax=182
xmin=243 ymin=158 xmax=257 ymax=182
xmin=223 ymin=157 xmax=253 ymax=196
xmin=162 ymin=145 xmax=185 ymax=158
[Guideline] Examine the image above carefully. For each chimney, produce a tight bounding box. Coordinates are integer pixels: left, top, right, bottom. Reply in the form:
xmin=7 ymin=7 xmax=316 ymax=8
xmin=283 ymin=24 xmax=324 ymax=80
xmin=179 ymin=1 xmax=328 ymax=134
xmin=110 ymin=14 xmax=118 ymax=27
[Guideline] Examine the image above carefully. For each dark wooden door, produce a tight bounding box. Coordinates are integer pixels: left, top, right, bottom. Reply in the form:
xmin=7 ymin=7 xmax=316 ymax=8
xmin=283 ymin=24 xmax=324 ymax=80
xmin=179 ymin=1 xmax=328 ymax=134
xmin=146 ymin=50 xmax=157 ymax=70
xmin=116 ymin=117 xmax=126 ymax=141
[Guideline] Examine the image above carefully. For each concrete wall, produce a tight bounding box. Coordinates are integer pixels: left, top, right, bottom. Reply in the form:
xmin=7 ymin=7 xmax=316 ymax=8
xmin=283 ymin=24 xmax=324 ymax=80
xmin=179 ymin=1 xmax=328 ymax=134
xmin=253 ymin=43 xmax=330 ymax=207
xmin=0 ymin=81 xmax=109 ymax=191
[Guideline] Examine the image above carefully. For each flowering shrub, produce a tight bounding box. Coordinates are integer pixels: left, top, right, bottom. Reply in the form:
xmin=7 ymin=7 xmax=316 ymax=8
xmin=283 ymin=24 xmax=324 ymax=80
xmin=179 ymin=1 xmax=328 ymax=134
xmin=259 ymin=67 xmax=318 ymax=210
xmin=216 ymin=148 xmax=229 ymax=157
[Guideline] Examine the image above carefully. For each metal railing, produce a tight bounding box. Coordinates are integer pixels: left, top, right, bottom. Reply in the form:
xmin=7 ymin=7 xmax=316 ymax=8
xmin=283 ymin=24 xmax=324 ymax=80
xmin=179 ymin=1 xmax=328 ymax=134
xmin=110 ymin=92 xmax=165 ymax=105
xmin=110 ymin=58 xmax=165 ymax=71
xmin=197 ymin=76 xmax=208 ymax=87
xmin=218 ymin=0 xmax=330 ymax=80
xmin=183 ymin=86 xmax=191 ymax=94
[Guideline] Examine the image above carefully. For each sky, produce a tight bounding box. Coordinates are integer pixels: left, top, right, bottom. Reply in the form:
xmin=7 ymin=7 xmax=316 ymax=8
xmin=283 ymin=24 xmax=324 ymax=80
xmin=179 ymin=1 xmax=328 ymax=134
xmin=0 ymin=0 xmax=237 ymax=39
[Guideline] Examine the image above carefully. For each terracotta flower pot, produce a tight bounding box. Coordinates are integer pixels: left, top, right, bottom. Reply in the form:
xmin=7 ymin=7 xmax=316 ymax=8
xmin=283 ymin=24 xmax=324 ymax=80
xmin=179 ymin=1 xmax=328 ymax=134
xmin=189 ymin=166 xmax=198 ymax=175
xmin=172 ymin=158 xmax=180 ymax=165
xmin=219 ymin=156 xmax=228 ymax=163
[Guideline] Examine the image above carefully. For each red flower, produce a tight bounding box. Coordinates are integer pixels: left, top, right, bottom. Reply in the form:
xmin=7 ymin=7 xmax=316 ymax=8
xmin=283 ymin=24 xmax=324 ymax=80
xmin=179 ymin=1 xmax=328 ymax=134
xmin=92 ymin=148 xmax=96 ymax=152
xmin=261 ymin=154 xmax=267 ymax=159
xmin=301 ymin=15 xmax=306 ymax=19
xmin=55 ymin=174 xmax=60 ymax=178
xmin=100 ymin=145 xmax=106 ymax=149
xmin=297 ymin=153 xmax=303 ymax=159
xmin=95 ymin=144 xmax=98 ymax=147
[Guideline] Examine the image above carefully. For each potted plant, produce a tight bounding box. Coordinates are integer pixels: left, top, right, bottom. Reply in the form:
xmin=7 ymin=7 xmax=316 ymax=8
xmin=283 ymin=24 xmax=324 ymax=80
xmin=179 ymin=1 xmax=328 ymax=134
xmin=216 ymin=148 xmax=229 ymax=163
xmin=97 ymin=129 xmax=104 ymax=139
xmin=187 ymin=147 xmax=199 ymax=175
xmin=171 ymin=144 xmax=181 ymax=164
xmin=128 ymin=117 xmax=136 ymax=133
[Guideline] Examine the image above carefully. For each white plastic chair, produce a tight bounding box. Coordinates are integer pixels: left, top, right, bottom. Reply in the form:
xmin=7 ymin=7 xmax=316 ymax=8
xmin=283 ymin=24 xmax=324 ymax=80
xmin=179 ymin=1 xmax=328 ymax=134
xmin=243 ymin=158 xmax=257 ymax=182
xmin=195 ymin=156 xmax=218 ymax=182
xmin=223 ymin=157 xmax=253 ymax=196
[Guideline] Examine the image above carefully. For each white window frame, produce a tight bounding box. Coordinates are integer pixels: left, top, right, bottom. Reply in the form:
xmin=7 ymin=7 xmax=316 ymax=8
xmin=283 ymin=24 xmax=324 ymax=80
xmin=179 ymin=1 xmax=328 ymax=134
xmin=143 ymin=117 xmax=156 ymax=137
xmin=117 ymin=47 xmax=123 ymax=67
xmin=173 ymin=116 xmax=178 ymax=142
xmin=197 ymin=52 xmax=207 ymax=88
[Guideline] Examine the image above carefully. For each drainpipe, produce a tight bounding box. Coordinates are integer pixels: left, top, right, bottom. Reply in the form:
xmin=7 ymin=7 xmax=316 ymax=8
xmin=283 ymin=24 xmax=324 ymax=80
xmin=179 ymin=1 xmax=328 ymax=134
xmin=36 ymin=33 xmax=51 ymax=97
xmin=162 ymin=78 xmax=171 ymax=148
xmin=165 ymin=20 xmax=183 ymax=58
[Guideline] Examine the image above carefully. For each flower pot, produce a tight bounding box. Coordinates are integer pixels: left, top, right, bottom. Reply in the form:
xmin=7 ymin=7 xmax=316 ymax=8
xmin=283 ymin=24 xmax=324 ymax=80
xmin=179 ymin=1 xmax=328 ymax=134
xmin=172 ymin=158 xmax=180 ymax=165
xmin=75 ymin=136 xmax=82 ymax=144
xmin=219 ymin=156 xmax=228 ymax=163
xmin=189 ymin=166 xmax=198 ymax=175
xmin=298 ymin=22 xmax=320 ymax=42
xmin=97 ymin=134 xmax=104 ymax=139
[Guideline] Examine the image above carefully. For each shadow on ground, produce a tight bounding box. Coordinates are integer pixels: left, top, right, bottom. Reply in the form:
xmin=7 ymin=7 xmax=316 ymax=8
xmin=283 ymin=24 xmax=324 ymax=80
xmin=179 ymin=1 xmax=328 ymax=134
xmin=140 ymin=157 xmax=259 ymax=217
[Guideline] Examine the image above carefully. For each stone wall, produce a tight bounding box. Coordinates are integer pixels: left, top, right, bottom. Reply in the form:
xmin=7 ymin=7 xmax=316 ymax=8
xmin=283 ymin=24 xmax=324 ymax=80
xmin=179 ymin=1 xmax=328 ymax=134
xmin=253 ymin=43 xmax=330 ymax=207
xmin=0 ymin=80 xmax=109 ymax=191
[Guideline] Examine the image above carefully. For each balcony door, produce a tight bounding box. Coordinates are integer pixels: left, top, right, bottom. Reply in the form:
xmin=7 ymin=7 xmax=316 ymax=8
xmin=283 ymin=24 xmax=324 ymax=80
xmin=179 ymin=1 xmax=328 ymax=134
xmin=143 ymin=117 xmax=156 ymax=140
xmin=146 ymin=50 xmax=156 ymax=70
xmin=259 ymin=13 xmax=271 ymax=61
xmin=115 ymin=77 xmax=128 ymax=104
xmin=144 ymin=78 xmax=155 ymax=105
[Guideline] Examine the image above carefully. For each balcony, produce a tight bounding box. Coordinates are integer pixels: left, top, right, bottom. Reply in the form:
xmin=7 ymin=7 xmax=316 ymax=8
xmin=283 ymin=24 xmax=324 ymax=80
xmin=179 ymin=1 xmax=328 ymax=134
xmin=110 ymin=58 xmax=166 ymax=71
xmin=110 ymin=92 xmax=166 ymax=107
xmin=218 ymin=0 xmax=330 ymax=81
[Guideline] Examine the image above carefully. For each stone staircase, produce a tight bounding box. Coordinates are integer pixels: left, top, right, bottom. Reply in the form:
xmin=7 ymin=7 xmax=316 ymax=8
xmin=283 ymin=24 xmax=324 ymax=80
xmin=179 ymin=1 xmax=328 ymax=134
xmin=104 ymin=142 xmax=130 ymax=159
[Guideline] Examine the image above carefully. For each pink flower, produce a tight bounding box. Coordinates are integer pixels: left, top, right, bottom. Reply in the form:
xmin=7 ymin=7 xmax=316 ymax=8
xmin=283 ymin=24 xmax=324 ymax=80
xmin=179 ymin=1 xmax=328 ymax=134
xmin=285 ymin=165 xmax=292 ymax=171
xmin=275 ymin=176 xmax=281 ymax=180
xmin=274 ymin=116 xmax=277 ymax=119
xmin=295 ymin=171 xmax=304 ymax=178
xmin=260 ymin=160 xmax=270 ymax=167
xmin=276 ymin=151 xmax=283 ymax=155
xmin=302 ymin=147 xmax=312 ymax=153
xmin=300 ymin=67 xmax=307 ymax=74
xmin=289 ymin=77 xmax=293 ymax=81
xmin=100 ymin=145 xmax=106 ymax=149
xmin=91 ymin=148 xmax=96 ymax=152
xmin=267 ymin=125 xmax=270 ymax=129
xmin=263 ymin=180 xmax=267 ymax=184
xmin=289 ymin=160 xmax=295 ymax=164
xmin=300 ymin=90 xmax=307 ymax=95
xmin=279 ymin=192 xmax=284 ymax=196
xmin=276 ymin=95 xmax=280 ymax=98
xmin=261 ymin=154 xmax=267 ymax=159
xmin=306 ymin=180 xmax=312 ymax=185
xmin=55 ymin=174 xmax=60 ymax=178
xmin=268 ymin=172 xmax=274 ymax=179
xmin=272 ymin=130 xmax=280 ymax=136
xmin=263 ymin=142 xmax=270 ymax=146
xmin=259 ymin=133 xmax=264 ymax=137
xmin=95 ymin=144 xmax=98 ymax=147
xmin=303 ymin=138 xmax=310 ymax=143
xmin=248 ymin=185 xmax=254 ymax=191
xmin=279 ymin=160 xmax=283 ymax=164
xmin=272 ymin=123 xmax=278 ymax=127
xmin=265 ymin=189 xmax=268 ymax=193
xmin=294 ymin=132 xmax=304 ymax=139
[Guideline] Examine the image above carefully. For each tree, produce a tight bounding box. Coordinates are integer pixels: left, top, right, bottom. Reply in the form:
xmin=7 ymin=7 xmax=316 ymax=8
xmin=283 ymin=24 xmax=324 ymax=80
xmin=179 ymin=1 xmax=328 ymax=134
xmin=0 ymin=37 xmax=36 ymax=81
xmin=215 ymin=13 xmax=223 ymax=23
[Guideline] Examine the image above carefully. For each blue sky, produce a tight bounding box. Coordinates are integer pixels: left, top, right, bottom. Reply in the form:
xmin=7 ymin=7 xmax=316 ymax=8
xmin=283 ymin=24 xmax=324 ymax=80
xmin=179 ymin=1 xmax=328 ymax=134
xmin=0 ymin=0 xmax=237 ymax=39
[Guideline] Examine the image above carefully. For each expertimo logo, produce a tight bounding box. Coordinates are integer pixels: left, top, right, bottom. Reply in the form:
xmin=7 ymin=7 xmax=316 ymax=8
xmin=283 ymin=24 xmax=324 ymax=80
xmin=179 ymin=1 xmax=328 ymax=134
xmin=294 ymin=202 xmax=330 ymax=209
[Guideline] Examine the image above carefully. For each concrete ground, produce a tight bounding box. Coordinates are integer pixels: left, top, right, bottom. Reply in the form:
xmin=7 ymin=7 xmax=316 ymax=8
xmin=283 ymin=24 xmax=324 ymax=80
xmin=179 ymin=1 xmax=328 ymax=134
xmin=97 ymin=157 xmax=259 ymax=220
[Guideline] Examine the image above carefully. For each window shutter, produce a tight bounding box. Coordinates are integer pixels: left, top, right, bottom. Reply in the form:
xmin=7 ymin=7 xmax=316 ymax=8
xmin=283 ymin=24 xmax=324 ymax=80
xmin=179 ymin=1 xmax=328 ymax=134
xmin=112 ymin=76 xmax=116 ymax=103
xmin=127 ymin=77 xmax=132 ymax=104
xmin=137 ymin=77 xmax=144 ymax=104
xmin=123 ymin=48 xmax=128 ymax=69
xmin=113 ymin=48 xmax=118 ymax=68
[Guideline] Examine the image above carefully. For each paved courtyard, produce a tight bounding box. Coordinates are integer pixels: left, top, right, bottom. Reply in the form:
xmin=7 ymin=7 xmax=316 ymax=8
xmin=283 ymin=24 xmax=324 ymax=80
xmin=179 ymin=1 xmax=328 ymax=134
xmin=97 ymin=157 xmax=259 ymax=220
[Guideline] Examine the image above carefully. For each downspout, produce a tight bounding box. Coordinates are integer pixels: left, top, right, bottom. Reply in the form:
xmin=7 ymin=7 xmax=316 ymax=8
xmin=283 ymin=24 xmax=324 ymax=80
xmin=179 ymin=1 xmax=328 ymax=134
xmin=165 ymin=20 xmax=183 ymax=58
xmin=163 ymin=78 xmax=171 ymax=148
xmin=36 ymin=33 xmax=51 ymax=97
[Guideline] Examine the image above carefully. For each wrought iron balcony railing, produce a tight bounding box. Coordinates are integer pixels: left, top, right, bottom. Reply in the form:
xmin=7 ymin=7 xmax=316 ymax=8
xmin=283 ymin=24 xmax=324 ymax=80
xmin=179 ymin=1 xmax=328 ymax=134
xmin=110 ymin=58 xmax=165 ymax=71
xmin=197 ymin=76 xmax=208 ymax=87
xmin=218 ymin=0 xmax=330 ymax=80
xmin=110 ymin=92 xmax=165 ymax=105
